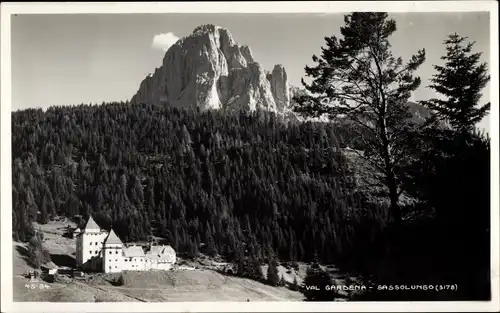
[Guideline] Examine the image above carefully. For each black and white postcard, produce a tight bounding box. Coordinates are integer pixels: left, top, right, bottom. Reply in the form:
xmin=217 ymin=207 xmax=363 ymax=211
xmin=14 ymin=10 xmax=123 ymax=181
xmin=1 ymin=1 xmax=498 ymax=312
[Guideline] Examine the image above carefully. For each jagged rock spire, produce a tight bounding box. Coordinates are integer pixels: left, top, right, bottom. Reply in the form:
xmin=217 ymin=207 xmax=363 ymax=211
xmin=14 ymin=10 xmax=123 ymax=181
xmin=130 ymin=25 xmax=291 ymax=115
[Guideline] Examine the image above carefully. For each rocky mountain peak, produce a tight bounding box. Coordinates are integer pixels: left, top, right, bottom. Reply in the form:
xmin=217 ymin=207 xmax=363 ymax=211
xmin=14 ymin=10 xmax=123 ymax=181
xmin=130 ymin=25 xmax=290 ymax=114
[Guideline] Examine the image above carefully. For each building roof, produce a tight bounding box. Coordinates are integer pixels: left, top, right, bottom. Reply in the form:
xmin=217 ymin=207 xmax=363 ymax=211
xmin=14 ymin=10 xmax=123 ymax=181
xmin=149 ymin=245 xmax=165 ymax=255
xmin=104 ymin=229 xmax=123 ymax=245
xmin=74 ymin=228 xmax=81 ymax=233
xmin=149 ymin=245 xmax=175 ymax=255
xmin=145 ymin=253 xmax=160 ymax=260
xmin=123 ymin=245 xmax=145 ymax=258
xmin=161 ymin=245 xmax=175 ymax=254
xmin=84 ymin=215 xmax=101 ymax=231
xmin=145 ymin=245 xmax=175 ymax=261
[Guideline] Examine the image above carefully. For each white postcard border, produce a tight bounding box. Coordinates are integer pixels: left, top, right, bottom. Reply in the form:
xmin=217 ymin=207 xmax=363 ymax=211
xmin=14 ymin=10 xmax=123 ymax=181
xmin=1 ymin=2 xmax=498 ymax=312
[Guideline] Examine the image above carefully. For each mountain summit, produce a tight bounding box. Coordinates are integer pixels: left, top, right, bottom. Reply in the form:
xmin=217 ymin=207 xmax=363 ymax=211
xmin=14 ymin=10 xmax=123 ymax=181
xmin=131 ymin=24 xmax=291 ymax=113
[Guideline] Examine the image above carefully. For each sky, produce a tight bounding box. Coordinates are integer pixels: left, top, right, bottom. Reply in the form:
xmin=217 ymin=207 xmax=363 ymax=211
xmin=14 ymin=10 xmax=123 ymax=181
xmin=11 ymin=12 xmax=491 ymax=131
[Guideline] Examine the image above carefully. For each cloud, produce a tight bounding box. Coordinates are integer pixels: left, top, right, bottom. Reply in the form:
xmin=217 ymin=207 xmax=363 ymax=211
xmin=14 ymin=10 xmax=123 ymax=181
xmin=152 ymin=32 xmax=180 ymax=52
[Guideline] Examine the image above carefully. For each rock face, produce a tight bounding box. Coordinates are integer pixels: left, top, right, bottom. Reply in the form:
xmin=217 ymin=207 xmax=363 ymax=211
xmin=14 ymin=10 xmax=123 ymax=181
xmin=268 ymin=65 xmax=290 ymax=111
xmin=131 ymin=24 xmax=291 ymax=114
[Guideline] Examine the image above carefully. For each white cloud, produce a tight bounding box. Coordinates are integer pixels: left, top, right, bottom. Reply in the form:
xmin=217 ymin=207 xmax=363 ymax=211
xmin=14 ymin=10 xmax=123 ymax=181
xmin=152 ymin=32 xmax=180 ymax=52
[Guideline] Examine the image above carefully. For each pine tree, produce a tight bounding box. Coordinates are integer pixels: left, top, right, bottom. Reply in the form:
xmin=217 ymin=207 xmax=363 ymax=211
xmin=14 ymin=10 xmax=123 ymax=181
xmin=181 ymin=124 xmax=192 ymax=145
xmin=302 ymin=264 xmax=336 ymax=301
xmin=27 ymin=232 xmax=51 ymax=269
xmin=293 ymin=12 xmax=426 ymax=223
xmin=291 ymin=275 xmax=300 ymax=291
xmin=187 ymin=238 xmax=199 ymax=259
xmin=279 ymin=274 xmax=286 ymax=287
xmin=236 ymin=257 xmax=247 ymax=277
xmin=204 ymin=228 xmax=218 ymax=257
xmin=39 ymin=194 xmax=50 ymax=224
xmin=422 ymin=33 xmax=490 ymax=132
xmin=266 ymin=258 xmax=280 ymax=286
xmin=250 ymin=257 xmax=264 ymax=281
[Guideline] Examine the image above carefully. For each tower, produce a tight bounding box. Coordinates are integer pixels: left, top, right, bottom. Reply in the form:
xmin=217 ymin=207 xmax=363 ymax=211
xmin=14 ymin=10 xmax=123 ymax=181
xmin=75 ymin=215 xmax=108 ymax=270
xmin=102 ymin=229 xmax=123 ymax=273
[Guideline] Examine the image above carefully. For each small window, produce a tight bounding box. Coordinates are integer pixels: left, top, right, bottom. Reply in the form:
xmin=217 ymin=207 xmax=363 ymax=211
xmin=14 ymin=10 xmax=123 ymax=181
xmin=89 ymin=251 xmax=92 ymax=254
xmin=95 ymin=250 xmax=98 ymax=254
xmin=115 ymin=259 xmax=117 ymax=262
xmin=115 ymin=266 xmax=117 ymax=268
xmin=125 ymin=259 xmax=128 ymax=262
xmin=109 ymin=251 xmax=112 ymax=254
xmin=109 ymin=266 xmax=111 ymax=269
xmin=115 ymin=251 xmax=118 ymax=254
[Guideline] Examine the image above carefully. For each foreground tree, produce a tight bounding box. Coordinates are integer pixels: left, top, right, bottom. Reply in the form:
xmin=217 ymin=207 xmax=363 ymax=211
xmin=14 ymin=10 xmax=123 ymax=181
xmin=294 ymin=12 xmax=426 ymax=223
xmin=422 ymin=33 xmax=490 ymax=132
xmin=356 ymin=32 xmax=492 ymax=301
xmin=402 ymin=34 xmax=491 ymax=299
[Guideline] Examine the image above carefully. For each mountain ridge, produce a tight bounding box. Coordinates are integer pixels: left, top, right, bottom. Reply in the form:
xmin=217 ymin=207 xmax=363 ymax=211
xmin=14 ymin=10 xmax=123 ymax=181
xmin=131 ymin=24 xmax=433 ymax=125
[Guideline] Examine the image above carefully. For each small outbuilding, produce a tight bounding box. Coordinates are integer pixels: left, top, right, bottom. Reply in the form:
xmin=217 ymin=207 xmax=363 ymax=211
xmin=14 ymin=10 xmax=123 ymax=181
xmin=72 ymin=228 xmax=81 ymax=238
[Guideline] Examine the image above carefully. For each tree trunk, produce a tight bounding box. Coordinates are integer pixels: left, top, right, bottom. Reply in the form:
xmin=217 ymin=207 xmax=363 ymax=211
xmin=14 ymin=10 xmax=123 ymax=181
xmin=380 ymin=117 xmax=402 ymax=224
xmin=386 ymin=171 xmax=402 ymax=223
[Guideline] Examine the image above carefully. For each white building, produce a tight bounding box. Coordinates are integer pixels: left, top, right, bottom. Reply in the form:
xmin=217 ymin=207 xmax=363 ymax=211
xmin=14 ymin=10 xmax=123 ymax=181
xmin=75 ymin=215 xmax=109 ymax=270
xmin=122 ymin=245 xmax=145 ymax=271
xmin=145 ymin=245 xmax=176 ymax=271
xmin=103 ymin=229 xmax=123 ymax=273
xmin=75 ymin=215 xmax=176 ymax=273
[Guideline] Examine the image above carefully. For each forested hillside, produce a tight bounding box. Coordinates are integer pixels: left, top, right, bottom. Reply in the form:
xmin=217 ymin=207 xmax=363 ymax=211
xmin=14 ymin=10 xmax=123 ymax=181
xmin=12 ymin=104 xmax=379 ymax=265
